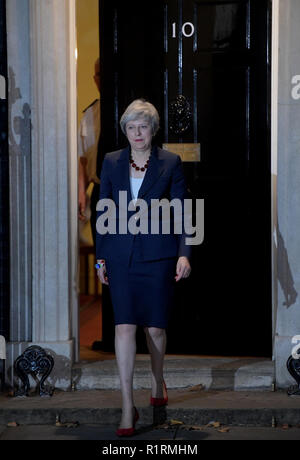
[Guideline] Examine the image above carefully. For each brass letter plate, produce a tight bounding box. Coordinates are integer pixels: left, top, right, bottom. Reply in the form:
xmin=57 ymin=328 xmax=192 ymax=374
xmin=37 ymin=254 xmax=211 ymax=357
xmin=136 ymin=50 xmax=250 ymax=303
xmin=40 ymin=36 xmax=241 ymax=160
xmin=163 ymin=143 xmax=201 ymax=162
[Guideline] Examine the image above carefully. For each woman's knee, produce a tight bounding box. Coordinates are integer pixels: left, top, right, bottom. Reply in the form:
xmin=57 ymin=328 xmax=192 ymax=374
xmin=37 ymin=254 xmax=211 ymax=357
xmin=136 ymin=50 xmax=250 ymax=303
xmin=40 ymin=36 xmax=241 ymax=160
xmin=115 ymin=324 xmax=137 ymax=338
xmin=145 ymin=327 xmax=165 ymax=341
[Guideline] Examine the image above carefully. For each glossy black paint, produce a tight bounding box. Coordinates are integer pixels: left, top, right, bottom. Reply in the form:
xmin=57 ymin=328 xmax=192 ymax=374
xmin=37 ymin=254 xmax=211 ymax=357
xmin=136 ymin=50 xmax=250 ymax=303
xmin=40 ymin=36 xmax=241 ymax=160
xmin=98 ymin=0 xmax=272 ymax=356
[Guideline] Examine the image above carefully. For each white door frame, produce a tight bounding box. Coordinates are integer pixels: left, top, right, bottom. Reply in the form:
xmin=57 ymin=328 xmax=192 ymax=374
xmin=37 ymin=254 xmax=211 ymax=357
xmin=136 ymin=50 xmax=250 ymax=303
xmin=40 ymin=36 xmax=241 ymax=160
xmin=69 ymin=0 xmax=279 ymax=363
xmin=271 ymin=0 xmax=279 ymax=360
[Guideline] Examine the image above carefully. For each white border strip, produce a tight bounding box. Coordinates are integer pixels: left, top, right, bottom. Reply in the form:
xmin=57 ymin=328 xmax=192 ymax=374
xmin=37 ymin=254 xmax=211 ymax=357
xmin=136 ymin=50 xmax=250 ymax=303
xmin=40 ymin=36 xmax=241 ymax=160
xmin=271 ymin=0 xmax=279 ymax=359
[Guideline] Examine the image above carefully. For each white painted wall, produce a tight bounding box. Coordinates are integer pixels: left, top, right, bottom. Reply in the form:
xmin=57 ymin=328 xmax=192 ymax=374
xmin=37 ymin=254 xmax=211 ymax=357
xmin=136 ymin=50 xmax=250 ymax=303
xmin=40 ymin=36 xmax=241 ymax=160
xmin=274 ymin=0 xmax=300 ymax=387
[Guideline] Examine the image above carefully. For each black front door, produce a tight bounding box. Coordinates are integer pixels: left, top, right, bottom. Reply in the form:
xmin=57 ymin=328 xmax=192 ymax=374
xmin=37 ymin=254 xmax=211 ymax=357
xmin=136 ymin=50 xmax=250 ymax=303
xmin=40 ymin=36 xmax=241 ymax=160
xmin=99 ymin=0 xmax=272 ymax=357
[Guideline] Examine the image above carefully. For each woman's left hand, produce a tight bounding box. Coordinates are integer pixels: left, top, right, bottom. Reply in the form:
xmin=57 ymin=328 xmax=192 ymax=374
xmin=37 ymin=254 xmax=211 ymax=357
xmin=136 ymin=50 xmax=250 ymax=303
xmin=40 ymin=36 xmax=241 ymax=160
xmin=175 ymin=256 xmax=191 ymax=282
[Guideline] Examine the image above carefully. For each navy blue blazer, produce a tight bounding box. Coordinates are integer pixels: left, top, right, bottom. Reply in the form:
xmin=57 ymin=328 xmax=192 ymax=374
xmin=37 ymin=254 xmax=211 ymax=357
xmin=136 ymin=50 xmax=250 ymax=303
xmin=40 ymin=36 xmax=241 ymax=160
xmin=95 ymin=145 xmax=192 ymax=265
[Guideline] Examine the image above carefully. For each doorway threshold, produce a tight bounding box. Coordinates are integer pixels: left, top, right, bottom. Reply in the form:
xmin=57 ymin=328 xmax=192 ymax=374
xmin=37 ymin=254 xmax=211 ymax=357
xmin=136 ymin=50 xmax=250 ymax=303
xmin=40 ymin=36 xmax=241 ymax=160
xmin=73 ymin=352 xmax=274 ymax=392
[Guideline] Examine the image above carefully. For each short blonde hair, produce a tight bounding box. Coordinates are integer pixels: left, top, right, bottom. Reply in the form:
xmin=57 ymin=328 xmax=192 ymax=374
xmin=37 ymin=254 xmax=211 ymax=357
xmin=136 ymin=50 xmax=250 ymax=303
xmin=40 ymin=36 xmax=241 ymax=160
xmin=120 ymin=99 xmax=160 ymax=136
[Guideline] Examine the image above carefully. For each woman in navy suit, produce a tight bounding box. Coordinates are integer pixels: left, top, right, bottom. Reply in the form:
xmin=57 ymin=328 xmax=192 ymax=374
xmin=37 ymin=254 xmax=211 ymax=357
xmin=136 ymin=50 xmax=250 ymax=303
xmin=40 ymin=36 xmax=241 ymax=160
xmin=96 ymin=99 xmax=191 ymax=436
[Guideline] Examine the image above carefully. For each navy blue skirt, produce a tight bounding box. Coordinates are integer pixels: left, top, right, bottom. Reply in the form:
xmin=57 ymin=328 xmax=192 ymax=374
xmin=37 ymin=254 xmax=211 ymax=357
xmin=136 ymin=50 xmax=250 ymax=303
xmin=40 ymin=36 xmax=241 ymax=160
xmin=105 ymin=236 xmax=177 ymax=329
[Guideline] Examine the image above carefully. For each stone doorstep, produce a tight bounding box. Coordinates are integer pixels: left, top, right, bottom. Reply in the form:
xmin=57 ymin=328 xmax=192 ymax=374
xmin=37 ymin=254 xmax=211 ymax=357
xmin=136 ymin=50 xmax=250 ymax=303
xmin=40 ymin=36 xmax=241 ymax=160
xmin=1 ymin=357 xmax=290 ymax=428
xmin=72 ymin=356 xmax=275 ymax=391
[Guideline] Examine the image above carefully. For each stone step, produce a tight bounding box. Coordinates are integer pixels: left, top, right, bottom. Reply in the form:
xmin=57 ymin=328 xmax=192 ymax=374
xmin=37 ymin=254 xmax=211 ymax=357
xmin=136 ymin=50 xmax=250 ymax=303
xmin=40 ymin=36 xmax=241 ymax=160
xmin=72 ymin=355 xmax=274 ymax=391
xmin=2 ymin=387 xmax=300 ymax=428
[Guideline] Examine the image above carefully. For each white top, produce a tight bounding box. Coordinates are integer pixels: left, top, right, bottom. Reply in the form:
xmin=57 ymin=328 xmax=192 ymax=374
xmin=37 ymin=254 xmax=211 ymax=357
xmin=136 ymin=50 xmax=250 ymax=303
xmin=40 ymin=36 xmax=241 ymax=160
xmin=77 ymin=98 xmax=101 ymax=184
xmin=130 ymin=176 xmax=144 ymax=202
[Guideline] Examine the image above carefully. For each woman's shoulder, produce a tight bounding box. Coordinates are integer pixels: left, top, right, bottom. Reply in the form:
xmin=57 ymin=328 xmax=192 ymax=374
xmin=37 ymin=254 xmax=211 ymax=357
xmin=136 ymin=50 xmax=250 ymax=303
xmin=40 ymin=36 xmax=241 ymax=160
xmin=102 ymin=148 xmax=129 ymax=169
xmin=104 ymin=148 xmax=124 ymax=161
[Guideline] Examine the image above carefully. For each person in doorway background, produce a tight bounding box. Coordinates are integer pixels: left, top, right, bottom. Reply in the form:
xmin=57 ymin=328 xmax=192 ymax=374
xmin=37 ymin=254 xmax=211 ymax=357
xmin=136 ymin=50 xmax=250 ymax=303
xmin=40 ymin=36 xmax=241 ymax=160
xmin=96 ymin=99 xmax=192 ymax=437
xmin=78 ymin=58 xmax=115 ymax=352
xmin=78 ymin=57 xmax=101 ymax=240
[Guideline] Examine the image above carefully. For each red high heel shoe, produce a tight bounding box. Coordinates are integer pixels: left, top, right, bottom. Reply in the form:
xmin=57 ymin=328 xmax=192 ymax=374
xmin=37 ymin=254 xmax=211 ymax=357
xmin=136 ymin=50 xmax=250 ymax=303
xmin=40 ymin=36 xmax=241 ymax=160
xmin=116 ymin=406 xmax=139 ymax=437
xmin=150 ymin=380 xmax=168 ymax=407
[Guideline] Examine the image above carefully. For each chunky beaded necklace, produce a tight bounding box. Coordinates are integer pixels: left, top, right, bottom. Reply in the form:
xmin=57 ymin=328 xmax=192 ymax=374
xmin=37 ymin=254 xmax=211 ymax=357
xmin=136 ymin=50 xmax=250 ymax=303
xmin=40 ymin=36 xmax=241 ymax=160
xmin=129 ymin=152 xmax=150 ymax=172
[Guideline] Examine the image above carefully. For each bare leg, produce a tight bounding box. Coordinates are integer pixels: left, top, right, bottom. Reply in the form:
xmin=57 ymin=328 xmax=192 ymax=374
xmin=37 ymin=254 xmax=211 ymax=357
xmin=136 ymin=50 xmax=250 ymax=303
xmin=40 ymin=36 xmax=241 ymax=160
xmin=144 ymin=327 xmax=167 ymax=399
xmin=115 ymin=324 xmax=137 ymax=428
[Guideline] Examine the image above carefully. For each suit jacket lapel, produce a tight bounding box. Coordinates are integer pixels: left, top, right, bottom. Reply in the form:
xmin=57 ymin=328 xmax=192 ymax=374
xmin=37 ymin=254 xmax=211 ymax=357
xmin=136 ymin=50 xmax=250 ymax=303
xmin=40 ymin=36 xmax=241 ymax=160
xmin=138 ymin=145 xmax=165 ymax=199
xmin=117 ymin=146 xmax=132 ymax=206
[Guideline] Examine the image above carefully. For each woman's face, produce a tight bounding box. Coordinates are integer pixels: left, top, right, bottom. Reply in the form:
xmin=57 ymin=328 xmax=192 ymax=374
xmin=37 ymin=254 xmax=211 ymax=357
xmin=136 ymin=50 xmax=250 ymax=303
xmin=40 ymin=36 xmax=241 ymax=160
xmin=125 ymin=118 xmax=153 ymax=153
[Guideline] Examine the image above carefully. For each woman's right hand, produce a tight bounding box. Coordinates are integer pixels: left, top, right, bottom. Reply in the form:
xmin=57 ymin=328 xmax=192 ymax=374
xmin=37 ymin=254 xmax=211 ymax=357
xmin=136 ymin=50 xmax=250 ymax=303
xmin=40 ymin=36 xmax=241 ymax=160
xmin=97 ymin=260 xmax=109 ymax=285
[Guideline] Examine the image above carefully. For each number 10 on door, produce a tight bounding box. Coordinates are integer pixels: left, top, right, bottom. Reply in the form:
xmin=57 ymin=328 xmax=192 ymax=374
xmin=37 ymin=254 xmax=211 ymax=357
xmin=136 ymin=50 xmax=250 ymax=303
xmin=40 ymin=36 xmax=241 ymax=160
xmin=172 ymin=22 xmax=195 ymax=38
